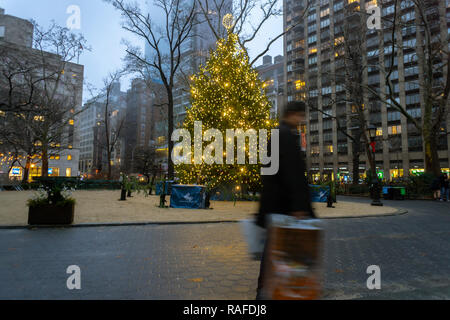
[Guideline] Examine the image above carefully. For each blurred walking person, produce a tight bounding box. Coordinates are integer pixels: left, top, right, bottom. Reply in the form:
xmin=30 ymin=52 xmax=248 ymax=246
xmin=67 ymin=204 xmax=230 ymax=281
xmin=431 ymin=176 xmax=441 ymax=201
xmin=440 ymin=173 xmax=449 ymax=202
xmin=256 ymin=101 xmax=317 ymax=300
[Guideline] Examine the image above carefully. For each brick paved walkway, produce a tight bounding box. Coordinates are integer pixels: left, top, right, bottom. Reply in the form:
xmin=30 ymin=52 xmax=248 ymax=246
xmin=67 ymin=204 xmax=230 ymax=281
xmin=0 ymin=197 xmax=448 ymax=299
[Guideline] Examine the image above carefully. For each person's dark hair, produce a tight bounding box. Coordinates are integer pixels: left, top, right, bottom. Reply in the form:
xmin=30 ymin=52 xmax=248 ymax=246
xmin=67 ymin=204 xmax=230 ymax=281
xmin=283 ymin=101 xmax=306 ymax=117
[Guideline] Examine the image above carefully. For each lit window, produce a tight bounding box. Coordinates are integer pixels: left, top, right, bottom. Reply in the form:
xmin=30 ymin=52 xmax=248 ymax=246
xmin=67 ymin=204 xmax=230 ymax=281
xmin=376 ymin=128 xmax=383 ymax=136
xmin=295 ymin=80 xmax=306 ymax=90
xmin=388 ymin=125 xmax=402 ymax=135
xmin=334 ymin=36 xmax=344 ymax=46
xmin=67 ymin=155 xmax=72 ymax=161
xmin=69 ymin=119 xmax=74 ymax=125
xmin=365 ymin=0 xmax=378 ymax=9
xmin=66 ymin=168 xmax=72 ymax=177
xmin=320 ymin=8 xmax=330 ymax=18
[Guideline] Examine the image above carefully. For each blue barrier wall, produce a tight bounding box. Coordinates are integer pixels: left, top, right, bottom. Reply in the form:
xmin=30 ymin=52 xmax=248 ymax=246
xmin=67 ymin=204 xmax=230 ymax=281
xmin=209 ymin=185 xmax=330 ymax=202
xmin=309 ymin=185 xmax=330 ymax=203
xmin=170 ymin=185 xmax=206 ymax=209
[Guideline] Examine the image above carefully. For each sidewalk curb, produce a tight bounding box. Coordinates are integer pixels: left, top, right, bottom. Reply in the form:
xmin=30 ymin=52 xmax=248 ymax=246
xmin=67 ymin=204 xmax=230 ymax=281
xmin=317 ymin=208 xmax=408 ymax=220
xmin=0 ymin=220 xmax=241 ymax=230
xmin=0 ymin=209 xmax=408 ymax=229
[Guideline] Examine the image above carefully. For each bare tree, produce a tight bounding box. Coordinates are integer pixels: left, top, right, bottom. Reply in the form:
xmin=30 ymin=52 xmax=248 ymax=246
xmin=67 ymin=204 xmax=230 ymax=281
xmin=106 ymin=0 xmax=197 ymax=179
xmin=30 ymin=22 xmax=87 ymax=177
xmin=306 ymin=3 xmax=375 ymax=184
xmin=0 ymin=21 xmax=88 ymax=180
xmin=133 ymin=145 xmax=159 ymax=193
xmin=361 ymin=0 xmax=449 ymax=176
xmin=308 ymin=97 xmax=366 ymax=185
xmin=0 ymin=44 xmax=43 ymax=114
xmin=315 ymin=0 xmax=448 ymax=181
xmin=0 ymin=111 xmax=40 ymax=182
xmin=132 ymin=68 xmax=169 ymax=145
xmin=95 ymin=71 xmax=127 ymax=180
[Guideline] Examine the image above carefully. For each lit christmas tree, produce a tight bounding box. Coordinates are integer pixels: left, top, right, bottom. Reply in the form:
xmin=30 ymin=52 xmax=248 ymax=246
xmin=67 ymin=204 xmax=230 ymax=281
xmin=176 ymin=15 xmax=276 ymax=193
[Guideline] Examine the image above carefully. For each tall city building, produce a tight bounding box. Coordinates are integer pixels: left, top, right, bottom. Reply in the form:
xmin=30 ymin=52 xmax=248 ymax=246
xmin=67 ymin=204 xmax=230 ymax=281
xmin=256 ymin=55 xmax=286 ymax=119
xmin=284 ymin=0 xmax=450 ymax=182
xmin=173 ymin=0 xmax=232 ymax=126
xmin=144 ymin=0 xmax=233 ymax=128
xmin=0 ymin=9 xmax=83 ymax=181
xmin=78 ymin=82 xmax=127 ymax=176
xmin=123 ymin=78 xmax=167 ymax=173
xmin=0 ymin=8 xmax=33 ymax=47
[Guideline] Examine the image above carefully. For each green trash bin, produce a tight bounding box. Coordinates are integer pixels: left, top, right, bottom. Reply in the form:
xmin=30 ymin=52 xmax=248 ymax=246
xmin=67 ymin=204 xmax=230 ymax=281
xmin=393 ymin=187 xmax=405 ymax=200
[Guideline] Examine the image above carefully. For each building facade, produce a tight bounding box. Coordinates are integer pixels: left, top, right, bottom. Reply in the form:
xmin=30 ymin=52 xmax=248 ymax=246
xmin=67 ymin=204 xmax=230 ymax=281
xmin=284 ymin=0 xmax=450 ymax=182
xmin=256 ymin=55 xmax=286 ymax=119
xmin=0 ymin=8 xmax=33 ymax=47
xmin=0 ymin=9 xmax=83 ymax=182
xmin=123 ymin=78 xmax=168 ymax=173
xmin=78 ymin=82 xmax=127 ymax=176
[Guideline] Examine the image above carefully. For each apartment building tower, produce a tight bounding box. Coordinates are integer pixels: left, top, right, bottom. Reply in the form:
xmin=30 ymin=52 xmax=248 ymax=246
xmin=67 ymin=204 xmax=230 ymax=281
xmin=256 ymin=55 xmax=286 ymax=119
xmin=0 ymin=9 xmax=83 ymax=181
xmin=78 ymin=82 xmax=127 ymax=176
xmin=284 ymin=0 xmax=450 ymax=182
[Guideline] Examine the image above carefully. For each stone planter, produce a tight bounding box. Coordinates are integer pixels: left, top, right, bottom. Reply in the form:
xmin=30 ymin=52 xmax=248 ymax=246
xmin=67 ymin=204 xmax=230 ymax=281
xmin=28 ymin=203 xmax=75 ymax=225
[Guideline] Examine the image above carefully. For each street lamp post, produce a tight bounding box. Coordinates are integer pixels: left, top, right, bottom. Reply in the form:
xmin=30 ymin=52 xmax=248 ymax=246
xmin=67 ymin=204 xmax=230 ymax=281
xmin=367 ymin=124 xmax=383 ymax=206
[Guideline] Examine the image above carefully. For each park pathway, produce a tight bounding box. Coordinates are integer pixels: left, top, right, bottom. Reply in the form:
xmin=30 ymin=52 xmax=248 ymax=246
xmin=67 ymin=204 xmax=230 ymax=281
xmin=0 ymin=197 xmax=449 ymax=299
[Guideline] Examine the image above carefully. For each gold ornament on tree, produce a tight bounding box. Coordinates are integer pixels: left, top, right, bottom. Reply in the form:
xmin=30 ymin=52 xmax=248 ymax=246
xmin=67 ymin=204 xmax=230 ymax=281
xmin=222 ymin=14 xmax=234 ymax=30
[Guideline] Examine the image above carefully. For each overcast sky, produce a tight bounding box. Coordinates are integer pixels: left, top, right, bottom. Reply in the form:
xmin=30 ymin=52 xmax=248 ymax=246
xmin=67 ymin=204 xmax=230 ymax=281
xmin=0 ymin=0 xmax=283 ymax=102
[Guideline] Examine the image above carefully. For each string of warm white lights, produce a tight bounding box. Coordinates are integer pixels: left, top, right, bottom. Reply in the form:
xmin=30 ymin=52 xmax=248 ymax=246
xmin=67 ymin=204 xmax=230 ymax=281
xmin=176 ymin=29 xmax=277 ymax=192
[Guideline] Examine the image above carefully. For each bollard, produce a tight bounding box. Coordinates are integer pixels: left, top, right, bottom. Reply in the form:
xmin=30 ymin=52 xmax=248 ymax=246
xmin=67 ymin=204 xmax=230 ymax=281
xmin=120 ymin=188 xmax=127 ymax=201
xmin=327 ymin=194 xmax=334 ymax=208
xmin=159 ymin=193 xmax=167 ymax=208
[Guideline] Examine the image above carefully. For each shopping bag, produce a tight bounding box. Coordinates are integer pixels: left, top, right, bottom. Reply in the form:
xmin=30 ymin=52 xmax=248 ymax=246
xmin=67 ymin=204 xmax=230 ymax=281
xmin=261 ymin=215 xmax=323 ymax=300
xmin=240 ymin=219 xmax=267 ymax=260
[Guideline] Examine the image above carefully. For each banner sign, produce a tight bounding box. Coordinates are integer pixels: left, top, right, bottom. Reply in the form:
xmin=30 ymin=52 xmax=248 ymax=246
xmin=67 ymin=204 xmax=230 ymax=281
xmin=170 ymin=185 xmax=206 ymax=209
xmin=309 ymin=185 xmax=330 ymax=203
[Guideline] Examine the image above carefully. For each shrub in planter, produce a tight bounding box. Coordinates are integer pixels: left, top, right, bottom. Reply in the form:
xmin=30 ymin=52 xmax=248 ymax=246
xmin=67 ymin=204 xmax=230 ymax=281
xmin=119 ymin=174 xmax=153 ymax=200
xmin=27 ymin=179 xmax=76 ymax=225
xmin=348 ymin=184 xmax=369 ymax=195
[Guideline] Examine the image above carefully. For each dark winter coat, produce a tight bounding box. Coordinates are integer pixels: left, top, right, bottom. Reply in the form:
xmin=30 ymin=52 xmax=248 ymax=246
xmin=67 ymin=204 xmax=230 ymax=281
xmin=431 ymin=178 xmax=440 ymax=191
xmin=440 ymin=175 xmax=449 ymax=189
xmin=257 ymin=121 xmax=315 ymax=228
